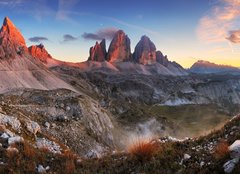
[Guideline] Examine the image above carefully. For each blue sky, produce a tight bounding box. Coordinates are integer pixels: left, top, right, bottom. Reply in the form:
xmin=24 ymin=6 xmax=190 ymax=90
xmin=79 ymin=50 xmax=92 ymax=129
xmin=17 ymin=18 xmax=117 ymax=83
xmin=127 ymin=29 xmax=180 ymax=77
xmin=0 ymin=0 xmax=239 ymax=67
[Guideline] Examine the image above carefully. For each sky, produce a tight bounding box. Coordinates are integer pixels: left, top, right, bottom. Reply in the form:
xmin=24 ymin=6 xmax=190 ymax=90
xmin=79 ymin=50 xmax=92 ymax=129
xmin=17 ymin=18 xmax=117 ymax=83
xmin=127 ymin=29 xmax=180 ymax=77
xmin=0 ymin=0 xmax=240 ymax=68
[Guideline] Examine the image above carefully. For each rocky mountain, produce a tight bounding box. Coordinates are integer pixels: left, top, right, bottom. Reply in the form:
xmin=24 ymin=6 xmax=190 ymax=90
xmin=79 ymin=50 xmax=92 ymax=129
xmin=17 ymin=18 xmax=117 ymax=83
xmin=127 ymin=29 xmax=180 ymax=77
xmin=133 ymin=35 xmax=157 ymax=65
xmin=106 ymin=30 xmax=131 ymax=62
xmin=28 ymin=44 xmax=52 ymax=63
xmin=0 ymin=17 xmax=74 ymax=93
xmin=0 ymin=17 xmax=28 ymax=58
xmin=88 ymin=39 xmax=107 ymax=62
xmin=189 ymin=60 xmax=240 ymax=74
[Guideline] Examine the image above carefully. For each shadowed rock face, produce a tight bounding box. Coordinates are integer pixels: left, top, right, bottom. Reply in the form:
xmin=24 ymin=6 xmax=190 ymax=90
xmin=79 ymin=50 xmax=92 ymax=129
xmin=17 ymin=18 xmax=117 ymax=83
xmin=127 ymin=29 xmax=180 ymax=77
xmin=107 ymin=30 xmax=131 ymax=62
xmin=0 ymin=17 xmax=28 ymax=58
xmin=28 ymin=44 xmax=52 ymax=63
xmin=88 ymin=39 xmax=107 ymax=62
xmin=133 ymin=35 xmax=157 ymax=65
xmin=156 ymin=51 xmax=169 ymax=66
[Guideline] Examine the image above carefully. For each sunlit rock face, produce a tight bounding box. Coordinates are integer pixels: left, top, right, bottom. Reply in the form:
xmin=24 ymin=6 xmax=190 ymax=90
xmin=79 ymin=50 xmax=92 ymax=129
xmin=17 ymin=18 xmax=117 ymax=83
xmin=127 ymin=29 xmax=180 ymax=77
xmin=107 ymin=30 xmax=131 ymax=63
xmin=88 ymin=39 xmax=107 ymax=62
xmin=28 ymin=44 xmax=52 ymax=63
xmin=0 ymin=17 xmax=28 ymax=58
xmin=133 ymin=35 xmax=157 ymax=65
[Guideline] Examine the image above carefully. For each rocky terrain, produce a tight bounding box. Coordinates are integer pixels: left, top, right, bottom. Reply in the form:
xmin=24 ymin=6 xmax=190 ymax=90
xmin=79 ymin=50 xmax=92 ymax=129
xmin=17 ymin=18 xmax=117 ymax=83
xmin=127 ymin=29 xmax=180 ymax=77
xmin=0 ymin=16 xmax=239 ymax=173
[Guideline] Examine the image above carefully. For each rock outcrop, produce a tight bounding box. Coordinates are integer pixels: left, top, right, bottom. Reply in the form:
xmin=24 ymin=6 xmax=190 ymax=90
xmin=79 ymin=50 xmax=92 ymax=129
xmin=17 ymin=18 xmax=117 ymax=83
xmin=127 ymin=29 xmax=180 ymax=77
xmin=107 ymin=30 xmax=131 ymax=62
xmin=88 ymin=39 xmax=106 ymax=62
xmin=156 ymin=51 xmax=168 ymax=66
xmin=133 ymin=35 xmax=157 ymax=65
xmin=0 ymin=17 xmax=28 ymax=59
xmin=28 ymin=44 xmax=52 ymax=63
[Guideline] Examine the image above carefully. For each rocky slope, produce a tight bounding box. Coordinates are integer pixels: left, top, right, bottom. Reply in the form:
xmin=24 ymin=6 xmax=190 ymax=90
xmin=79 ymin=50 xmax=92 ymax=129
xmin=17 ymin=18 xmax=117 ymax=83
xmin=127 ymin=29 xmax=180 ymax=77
xmin=189 ymin=60 xmax=240 ymax=74
xmin=0 ymin=17 xmax=75 ymax=93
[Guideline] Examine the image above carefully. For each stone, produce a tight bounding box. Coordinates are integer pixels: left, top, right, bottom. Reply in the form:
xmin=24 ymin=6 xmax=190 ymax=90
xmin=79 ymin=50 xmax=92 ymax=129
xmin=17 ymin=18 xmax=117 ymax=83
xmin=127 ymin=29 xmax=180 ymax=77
xmin=8 ymin=136 xmax=23 ymax=145
xmin=107 ymin=30 xmax=131 ymax=62
xmin=200 ymin=161 xmax=205 ymax=167
xmin=133 ymin=35 xmax=156 ymax=65
xmin=88 ymin=39 xmax=107 ymax=62
xmin=229 ymin=140 xmax=240 ymax=159
xmin=36 ymin=138 xmax=61 ymax=154
xmin=44 ymin=122 xmax=50 ymax=129
xmin=223 ymin=158 xmax=239 ymax=174
xmin=37 ymin=165 xmax=46 ymax=173
xmin=1 ymin=132 xmax=9 ymax=139
xmin=0 ymin=113 xmax=21 ymax=131
xmin=26 ymin=121 xmax=41 ymax=135
xmin=183 ymin=153 xmax=191 ymax=160
xmin=85 ymin=150 xmax=100 ymax=159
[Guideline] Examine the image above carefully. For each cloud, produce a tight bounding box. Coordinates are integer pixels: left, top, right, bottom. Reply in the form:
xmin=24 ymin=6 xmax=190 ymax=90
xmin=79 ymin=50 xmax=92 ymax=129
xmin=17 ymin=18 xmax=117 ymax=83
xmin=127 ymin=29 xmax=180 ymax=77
xmin=197 ymin=0 xmax=240 ymax=43
xmin=0 ymin=0 xmax=24 ymax=7
xmin=29 ymin=36 xmax=49 ymax=43
xmin=56 ymin=0 xmax=79 ymax=21
xmin=62 ymin=34 xmax=78 ymax=42
xmin=82 ymin=27 xmax=118 ymax=41
xmin=227 ymin=30 xmax=240 ymax=43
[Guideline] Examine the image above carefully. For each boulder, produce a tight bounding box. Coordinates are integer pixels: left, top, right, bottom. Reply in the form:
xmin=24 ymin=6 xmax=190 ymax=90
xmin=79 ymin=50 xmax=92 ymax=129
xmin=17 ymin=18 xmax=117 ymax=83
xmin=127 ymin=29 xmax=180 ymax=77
xmin=229 ymin=140 xmax=240 ymax=159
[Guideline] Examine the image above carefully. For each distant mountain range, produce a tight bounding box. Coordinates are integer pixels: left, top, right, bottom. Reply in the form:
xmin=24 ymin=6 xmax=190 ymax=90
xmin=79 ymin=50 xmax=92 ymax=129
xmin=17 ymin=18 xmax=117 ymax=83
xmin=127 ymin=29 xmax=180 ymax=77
xmin=189 ymin=60 xmax=240 ymax=75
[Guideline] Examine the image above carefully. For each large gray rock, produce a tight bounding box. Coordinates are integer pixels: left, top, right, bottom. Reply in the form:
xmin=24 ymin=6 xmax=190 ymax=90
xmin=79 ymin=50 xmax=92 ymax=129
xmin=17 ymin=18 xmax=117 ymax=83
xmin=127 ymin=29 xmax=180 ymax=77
xmin=223 ymin=158 xmax=239 ymax=174
xmin=229 ymin=140 xmax=240 ymax=159
xmin=107 ymin=30 xmax=131 ymax=62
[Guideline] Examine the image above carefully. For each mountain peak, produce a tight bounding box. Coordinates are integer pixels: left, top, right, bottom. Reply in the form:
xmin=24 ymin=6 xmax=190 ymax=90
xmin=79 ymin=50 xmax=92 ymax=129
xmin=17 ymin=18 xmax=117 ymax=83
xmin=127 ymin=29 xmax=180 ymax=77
xmin=107 ymin=30 xmax=131 ymax=62
xmin=0 ymin=17 xmax=27 ymax=58
xmin=133 ymin=35 xmax=156 ymax=65
xmin=28 ymin=44 xmax=52 ymax=63
xmin=88 ymin=39 xmax=107 ymax=62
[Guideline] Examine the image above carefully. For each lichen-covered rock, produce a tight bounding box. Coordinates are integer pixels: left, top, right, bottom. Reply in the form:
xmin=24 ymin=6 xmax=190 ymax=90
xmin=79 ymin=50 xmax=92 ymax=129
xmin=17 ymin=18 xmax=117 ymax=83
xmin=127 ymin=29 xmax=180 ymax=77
xmin=0 ymin=113 xmax=21 ymax=131
xmin=26 ymin=120 xmax=41 ymax=135
xmin=36 ymin=138 xmax=62 ymax=154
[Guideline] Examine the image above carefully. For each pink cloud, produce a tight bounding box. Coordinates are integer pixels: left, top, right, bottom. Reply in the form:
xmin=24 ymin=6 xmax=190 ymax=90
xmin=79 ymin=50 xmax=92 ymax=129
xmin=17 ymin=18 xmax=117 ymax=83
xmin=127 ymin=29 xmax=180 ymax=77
xmin=197 ymin=0 xmax=240 ymax=43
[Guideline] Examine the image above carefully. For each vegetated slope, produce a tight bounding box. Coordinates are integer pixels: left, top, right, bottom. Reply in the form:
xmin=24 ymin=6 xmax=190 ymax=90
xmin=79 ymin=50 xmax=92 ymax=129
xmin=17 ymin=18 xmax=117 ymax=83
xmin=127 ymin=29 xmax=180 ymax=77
xmin=0 ymin=108 xmax=239 ymax=173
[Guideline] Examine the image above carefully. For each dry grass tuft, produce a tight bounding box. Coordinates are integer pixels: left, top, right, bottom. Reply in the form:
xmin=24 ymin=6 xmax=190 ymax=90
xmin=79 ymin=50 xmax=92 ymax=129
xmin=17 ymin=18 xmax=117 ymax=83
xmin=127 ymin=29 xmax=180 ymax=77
xmin=63 ymin=150 xmax=76 ymax=174
xmin=214 ymin=140 xmax=229 ymax=159
xmin=127 ymin=138 xmax=160 ymax=161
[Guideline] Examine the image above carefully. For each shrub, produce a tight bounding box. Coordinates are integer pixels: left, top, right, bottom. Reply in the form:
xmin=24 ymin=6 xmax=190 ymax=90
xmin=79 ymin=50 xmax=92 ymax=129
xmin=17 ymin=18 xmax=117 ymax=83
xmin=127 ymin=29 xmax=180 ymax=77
xmin=214 ymin=140 xmax=229 ymax=159
xmin=127 ymin=138 xmax=159 ymax=162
